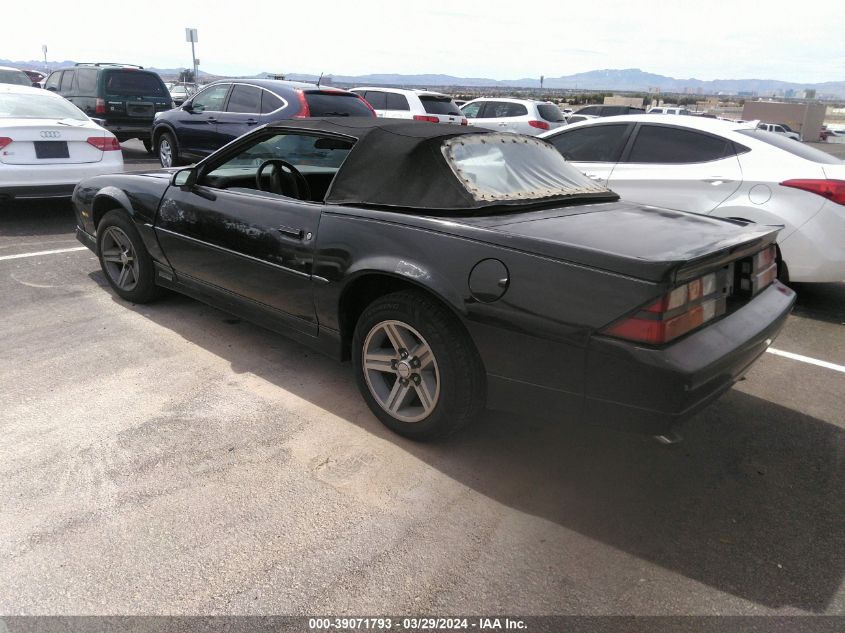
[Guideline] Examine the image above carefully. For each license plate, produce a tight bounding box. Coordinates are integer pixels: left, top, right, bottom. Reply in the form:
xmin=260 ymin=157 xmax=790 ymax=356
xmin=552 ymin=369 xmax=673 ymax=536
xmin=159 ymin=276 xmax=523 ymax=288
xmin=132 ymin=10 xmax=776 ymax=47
xmin=128 ymin=103 xmax=153 ymax=117
xmin=34 ymin=141 xmax=69 ymax=159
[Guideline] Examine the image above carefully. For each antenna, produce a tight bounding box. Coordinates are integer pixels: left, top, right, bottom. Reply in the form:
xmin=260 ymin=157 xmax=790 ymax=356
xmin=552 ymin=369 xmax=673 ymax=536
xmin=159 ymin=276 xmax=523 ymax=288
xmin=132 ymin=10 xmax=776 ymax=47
xmin=317 ymin=72 xmax=324 ymax=87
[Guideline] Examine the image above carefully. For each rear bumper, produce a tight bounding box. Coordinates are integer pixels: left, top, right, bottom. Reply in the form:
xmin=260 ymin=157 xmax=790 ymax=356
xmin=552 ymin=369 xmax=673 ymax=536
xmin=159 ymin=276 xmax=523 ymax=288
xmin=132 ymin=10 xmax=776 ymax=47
xmin=101 ymin=122 xmax=153 ymax=140
xmin=0 ymin=158 xmax=123 ymax=199
xmin=0 ymin=184 xmax=75 ymax=199
xmin=582 ymin=281 xmax=796 ymax=434
xmin=779 ymin=201 xmax=845 ymax=283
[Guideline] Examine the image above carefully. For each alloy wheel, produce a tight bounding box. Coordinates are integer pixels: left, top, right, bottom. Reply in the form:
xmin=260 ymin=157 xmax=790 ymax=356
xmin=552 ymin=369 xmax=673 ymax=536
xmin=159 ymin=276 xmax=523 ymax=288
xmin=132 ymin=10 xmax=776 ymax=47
xmin=159 ymin=138 xmax=172 ymax=167
xmin=362 ymin=320 xmax=440 ymax=423
xmin=100 ymin=226 xmax=140 ymax=291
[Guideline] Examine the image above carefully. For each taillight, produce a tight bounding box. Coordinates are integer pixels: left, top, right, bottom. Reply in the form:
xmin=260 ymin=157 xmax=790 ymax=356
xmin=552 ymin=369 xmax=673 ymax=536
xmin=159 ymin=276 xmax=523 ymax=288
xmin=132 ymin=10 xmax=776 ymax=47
xmin=95 ymin=98 xmax=106 ymax=114
xmin=603 ymin=271 xmax=726 ymax=345
xmin=413 ymin=115 xmax=440 ymax=123
xmin=0 ymin=137 xmax=12 ymax=150
xmin=780 ymin=179 xmax=845 ymax=206
xmin=528 ymin=120 xmax=550 ymax=130
xmin=460 ymin=118 xmax=468 ymax=125
xmin=357 ymin=96 xmax=377 ymax=117
xmin=87 ymin=136 xmax=121 ymax=151
xmin=292 ymin=90 xmax=310 ymax=119
xmin=736 ymin=245 xmax=777 ymax=295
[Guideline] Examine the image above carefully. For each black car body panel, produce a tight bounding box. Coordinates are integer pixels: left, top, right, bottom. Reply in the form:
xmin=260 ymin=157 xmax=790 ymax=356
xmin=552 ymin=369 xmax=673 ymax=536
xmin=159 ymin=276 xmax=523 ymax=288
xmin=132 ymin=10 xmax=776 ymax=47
xmin=73 ymin=118 xmax=795 ymax=435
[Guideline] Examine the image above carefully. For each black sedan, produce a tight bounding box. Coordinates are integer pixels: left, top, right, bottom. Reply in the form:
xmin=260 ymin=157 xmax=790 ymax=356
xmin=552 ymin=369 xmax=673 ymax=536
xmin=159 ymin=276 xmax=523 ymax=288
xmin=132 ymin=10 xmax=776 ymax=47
xmin=151 ymin=79 xmax=375 ymax=169
xmin=73 ymin=118 xmax=795 ymax=440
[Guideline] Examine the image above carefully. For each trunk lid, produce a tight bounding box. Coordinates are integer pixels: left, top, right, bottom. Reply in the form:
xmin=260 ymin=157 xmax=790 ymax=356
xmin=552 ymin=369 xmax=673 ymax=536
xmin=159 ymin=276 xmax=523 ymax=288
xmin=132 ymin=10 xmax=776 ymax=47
xmin=0 ymin=119 xmax=105 ymax=165
xmin=474 ymin=201 xmax=780 ymax=282
xmin=418 ymin=95 xmax=464 ymax=124
xmin=101 ymin=69 xmax=172 ymax=122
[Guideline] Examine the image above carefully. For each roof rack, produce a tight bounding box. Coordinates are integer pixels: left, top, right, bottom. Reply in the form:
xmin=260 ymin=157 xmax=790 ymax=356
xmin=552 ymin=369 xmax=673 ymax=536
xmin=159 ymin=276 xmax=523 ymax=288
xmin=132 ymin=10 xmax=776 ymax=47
xmin=74 ymin=62 xmax=145 ymax=69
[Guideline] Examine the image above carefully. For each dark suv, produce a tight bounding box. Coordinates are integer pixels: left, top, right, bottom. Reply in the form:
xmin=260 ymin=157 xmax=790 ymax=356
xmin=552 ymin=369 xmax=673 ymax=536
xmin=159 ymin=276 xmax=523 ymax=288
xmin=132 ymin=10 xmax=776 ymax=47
xmin=151 ymin=79 xmax=375 ymax=167
xmin=44 ymin=63 xmax=172 ymax=151
xmin=574 ymin=105 xmax=646 ymax=117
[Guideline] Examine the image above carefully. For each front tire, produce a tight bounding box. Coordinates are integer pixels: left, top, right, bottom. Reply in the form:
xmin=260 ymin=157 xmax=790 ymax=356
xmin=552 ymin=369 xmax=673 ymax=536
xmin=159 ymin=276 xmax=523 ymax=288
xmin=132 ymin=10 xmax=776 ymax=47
xmin=352 ymin=290 xmax=485 ymax=440
xmin=96 ymin=210 xmax=161 ymax=303
xmin=156 ymin=131 xmax=181 ymax=168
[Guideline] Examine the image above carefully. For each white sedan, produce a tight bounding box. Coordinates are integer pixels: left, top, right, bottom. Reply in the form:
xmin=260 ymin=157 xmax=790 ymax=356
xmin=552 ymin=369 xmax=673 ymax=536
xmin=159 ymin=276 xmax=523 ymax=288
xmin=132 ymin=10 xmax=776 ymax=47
xmin=0 ymin=84 xmax=123 ymax=201
xmin=541 ymin=115 xmax=845 ymax=283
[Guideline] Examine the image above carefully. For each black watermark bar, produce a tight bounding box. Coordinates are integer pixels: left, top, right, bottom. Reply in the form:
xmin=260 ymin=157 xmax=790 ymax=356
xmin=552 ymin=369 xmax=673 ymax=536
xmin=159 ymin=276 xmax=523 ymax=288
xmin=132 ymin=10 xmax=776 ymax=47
xmin=2 ymin=617 xmax=845 ymax=633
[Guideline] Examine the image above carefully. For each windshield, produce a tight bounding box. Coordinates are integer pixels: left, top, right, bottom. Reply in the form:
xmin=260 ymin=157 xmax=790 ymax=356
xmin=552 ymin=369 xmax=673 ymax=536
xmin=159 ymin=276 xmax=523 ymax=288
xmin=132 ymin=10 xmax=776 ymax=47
xmin=537 ymin=103 xmax=566 ymax=122
xmin=420 ymin=96 xmax=461 ymax=116
xmin=0 ymin=70 xmax=31 ymax=86
xmin=304 ymin=92 xmax=374 ymax=117
xmin=103 ymin=70 xmax=167 ymax=97
xmin=442 ymin=134 xmax=611 ymax=202
xmin=0 ymin=92 xmax=88 ymax=120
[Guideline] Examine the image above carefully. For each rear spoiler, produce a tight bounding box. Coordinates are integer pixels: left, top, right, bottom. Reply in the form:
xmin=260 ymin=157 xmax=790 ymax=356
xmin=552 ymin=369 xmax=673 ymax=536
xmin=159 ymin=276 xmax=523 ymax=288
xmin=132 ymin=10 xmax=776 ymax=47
xmin=672 ymin=224 xmax=781 ymax=283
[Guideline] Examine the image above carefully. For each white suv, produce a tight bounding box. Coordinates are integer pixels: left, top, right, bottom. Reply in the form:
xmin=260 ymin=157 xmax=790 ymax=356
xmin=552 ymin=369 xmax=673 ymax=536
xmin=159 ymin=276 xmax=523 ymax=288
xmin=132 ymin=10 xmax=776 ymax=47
xmin=647 ymin=106 xmax=690 ymax=115
xmin=460 ymin=98 xmax=567 ymax=135
xmin=350 ymin=87 xmax=466 ymax=125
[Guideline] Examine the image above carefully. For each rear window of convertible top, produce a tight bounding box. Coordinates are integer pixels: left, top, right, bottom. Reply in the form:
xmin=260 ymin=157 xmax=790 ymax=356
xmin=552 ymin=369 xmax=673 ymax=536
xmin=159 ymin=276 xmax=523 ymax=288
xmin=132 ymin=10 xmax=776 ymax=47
xmin=442 ymin=134 xmax=611 ymax=202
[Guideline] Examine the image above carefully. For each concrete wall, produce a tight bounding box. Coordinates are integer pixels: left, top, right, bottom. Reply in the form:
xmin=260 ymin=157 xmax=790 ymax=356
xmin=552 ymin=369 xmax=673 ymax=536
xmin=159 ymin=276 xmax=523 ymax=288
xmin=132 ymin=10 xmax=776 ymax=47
xmin=741 ymin=101 xmax=828 ymax=141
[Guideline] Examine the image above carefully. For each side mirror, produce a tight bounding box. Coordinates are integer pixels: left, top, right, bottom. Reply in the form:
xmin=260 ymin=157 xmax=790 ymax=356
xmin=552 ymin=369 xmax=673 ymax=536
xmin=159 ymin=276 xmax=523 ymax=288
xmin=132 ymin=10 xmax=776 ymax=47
xmin=172 ymin=168 xmax=197 ymax=188
xmin=182 ymin=101 xmax=194 ymax=113
xmin=32 ymin=82 xmax=41 ymax=88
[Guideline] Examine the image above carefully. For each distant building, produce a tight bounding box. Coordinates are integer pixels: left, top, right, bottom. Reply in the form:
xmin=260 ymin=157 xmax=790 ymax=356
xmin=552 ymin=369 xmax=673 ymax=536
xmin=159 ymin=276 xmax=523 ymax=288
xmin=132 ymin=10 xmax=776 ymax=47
xmin=742 ymin=101 xmax=827 ymax=140
xmin=603 ymin=95 xmax=645 ymax=107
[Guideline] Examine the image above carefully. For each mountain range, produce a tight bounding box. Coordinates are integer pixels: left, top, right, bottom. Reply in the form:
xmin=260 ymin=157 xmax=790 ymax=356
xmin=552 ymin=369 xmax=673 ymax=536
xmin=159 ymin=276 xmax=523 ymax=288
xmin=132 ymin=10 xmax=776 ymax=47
xmin=4 ymin=60 xmax=844 ymax=98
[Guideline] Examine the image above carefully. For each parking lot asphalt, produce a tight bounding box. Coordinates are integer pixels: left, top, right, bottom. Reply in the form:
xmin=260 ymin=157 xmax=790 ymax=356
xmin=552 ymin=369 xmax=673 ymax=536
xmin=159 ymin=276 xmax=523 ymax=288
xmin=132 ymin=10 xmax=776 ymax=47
xmin=0 ymin=142 xmax=843 ymax=616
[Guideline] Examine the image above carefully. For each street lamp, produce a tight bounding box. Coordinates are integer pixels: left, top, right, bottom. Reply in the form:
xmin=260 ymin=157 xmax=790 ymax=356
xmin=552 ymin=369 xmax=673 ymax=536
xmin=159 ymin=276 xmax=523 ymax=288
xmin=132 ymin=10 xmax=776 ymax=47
xmin=185 ymin=28 xmax=198 ymax=84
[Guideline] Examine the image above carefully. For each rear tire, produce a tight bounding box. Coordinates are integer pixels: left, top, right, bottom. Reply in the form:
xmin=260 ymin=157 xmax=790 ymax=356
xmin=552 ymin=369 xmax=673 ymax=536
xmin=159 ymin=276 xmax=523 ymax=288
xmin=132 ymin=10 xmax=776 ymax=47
xmin=156 ymin=132 xmax=181 ymax=168
xmin=352 ymin=290 xmax=485 ymax=440
xmin=96 ymin=210 xmax=161 ymax=303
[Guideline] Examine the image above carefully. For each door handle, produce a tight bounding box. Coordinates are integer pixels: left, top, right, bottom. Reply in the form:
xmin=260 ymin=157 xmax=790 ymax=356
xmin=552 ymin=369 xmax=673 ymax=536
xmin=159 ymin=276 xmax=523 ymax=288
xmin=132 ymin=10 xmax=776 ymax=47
xmin=246 ymin=118 xmax=258 ymax=126
xmin=277 ymin=225 xmax=304 ymax=240
xmin=701 ymin=177 xmax=734 ymax=185
xmin=584 ymin=173 xmax=602 ymax=180
xmin=206 ymin=117 xmax=218 ymax=123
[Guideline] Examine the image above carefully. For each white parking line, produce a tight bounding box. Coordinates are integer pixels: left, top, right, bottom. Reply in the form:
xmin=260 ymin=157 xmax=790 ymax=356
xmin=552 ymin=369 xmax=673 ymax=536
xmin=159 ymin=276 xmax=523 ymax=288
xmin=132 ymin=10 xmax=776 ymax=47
xmin=767 ymin=348 xmax=845 ymax=374
xmin=0 ymin=246 xmax=88 ymax=262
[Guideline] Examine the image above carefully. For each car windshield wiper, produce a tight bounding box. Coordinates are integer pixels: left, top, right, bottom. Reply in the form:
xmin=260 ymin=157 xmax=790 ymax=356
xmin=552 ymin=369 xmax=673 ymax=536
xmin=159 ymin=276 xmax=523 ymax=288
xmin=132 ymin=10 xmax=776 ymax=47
xmin=319 ymin=112 xmax=351 ymax=117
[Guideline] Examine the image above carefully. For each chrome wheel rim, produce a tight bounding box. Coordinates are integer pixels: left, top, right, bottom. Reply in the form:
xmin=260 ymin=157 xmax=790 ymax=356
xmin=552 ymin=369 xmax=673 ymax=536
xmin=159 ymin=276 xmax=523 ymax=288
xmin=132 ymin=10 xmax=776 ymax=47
xmin=100 ymin=226 xmax=139 ymax=291
xmin=159 ymin=138 xmax=172 ymax=167
xmin=362 ymin=320 xmax=440 ymax=423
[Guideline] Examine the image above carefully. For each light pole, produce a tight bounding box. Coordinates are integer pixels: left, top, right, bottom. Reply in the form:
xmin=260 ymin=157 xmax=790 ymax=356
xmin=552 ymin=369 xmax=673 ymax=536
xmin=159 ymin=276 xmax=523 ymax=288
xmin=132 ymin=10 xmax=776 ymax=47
xmin=185 ymin=28 xmax=198 ymax=84
xmin=42 ymin=44 xmax=48 ymax=73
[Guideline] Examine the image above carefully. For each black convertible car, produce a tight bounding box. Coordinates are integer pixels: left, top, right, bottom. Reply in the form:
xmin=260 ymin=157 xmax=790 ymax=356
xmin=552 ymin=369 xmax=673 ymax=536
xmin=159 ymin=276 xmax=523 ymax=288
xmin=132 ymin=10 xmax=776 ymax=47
xmin=73 ymin=118 xmax=795 ymax=440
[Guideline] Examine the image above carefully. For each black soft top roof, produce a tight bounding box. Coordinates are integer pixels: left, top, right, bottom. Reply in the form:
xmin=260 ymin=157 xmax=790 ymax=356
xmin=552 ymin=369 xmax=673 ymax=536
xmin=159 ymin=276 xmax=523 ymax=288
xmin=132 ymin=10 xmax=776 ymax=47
xmin=264 ymin=118 xmax=502 ymax=210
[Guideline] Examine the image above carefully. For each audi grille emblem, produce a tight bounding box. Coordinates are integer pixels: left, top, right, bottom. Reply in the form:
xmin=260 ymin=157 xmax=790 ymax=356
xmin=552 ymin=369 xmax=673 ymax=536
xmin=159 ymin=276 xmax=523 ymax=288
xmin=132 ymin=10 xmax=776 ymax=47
xmin=40 ymin=131 xmax=61 ymax=138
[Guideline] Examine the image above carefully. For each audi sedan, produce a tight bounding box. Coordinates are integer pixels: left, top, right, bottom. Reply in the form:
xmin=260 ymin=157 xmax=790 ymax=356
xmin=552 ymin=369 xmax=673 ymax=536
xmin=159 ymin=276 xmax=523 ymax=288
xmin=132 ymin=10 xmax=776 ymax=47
xmin=0 ymin=84 xmax=123 ymax=201
xmin=73 ymin=118 xmax=794 ymax=440
xmin=541 ymin=115 xmax=845 ymax=283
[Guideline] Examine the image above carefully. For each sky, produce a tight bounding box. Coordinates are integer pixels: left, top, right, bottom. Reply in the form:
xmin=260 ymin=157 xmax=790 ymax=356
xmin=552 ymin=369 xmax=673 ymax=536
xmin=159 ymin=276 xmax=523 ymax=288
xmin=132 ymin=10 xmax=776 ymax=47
xmin=4 ymin=0 xmax=844 ymax=83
